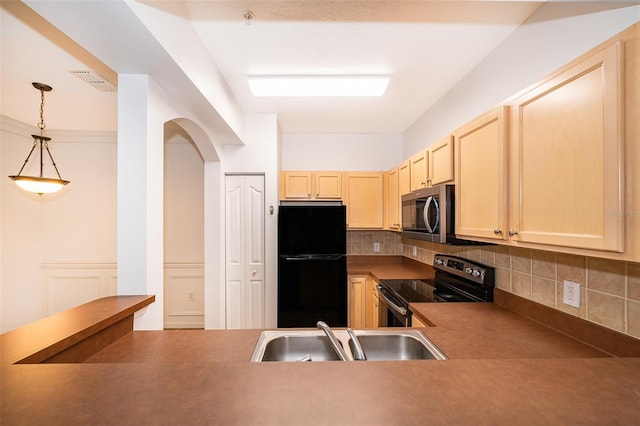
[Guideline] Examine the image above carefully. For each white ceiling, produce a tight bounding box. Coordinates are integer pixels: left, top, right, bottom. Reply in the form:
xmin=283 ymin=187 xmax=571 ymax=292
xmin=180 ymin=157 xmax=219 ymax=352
xmin=1 ymin=1 xmax=559 ymax=135
xmin=185 ymin=0 xmax=542 ymax=133
xmin=0 ymin=5 xmax=118 ymax=132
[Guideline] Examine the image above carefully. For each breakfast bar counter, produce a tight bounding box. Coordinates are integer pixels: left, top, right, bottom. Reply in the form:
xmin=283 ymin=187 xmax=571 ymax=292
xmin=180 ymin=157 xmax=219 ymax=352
xmin=2 ymin=296 xmax=639 ymax=425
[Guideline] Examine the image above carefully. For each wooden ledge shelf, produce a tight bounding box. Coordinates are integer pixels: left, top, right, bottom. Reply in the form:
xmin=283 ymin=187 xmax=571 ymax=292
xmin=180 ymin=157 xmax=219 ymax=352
xmin=1 ymin=295 xmax=155 ymax=366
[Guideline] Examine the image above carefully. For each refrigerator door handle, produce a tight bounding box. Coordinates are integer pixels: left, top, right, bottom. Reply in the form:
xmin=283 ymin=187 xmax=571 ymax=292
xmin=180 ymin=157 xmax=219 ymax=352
xmin=308 ymin=254 xmax=344 ymax=261
xmin=283 ymin=255 xmax=344 ymax=261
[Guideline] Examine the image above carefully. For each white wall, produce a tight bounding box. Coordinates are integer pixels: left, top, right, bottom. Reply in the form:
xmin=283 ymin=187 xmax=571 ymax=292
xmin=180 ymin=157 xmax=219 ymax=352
xmin=222 ymin=113 xmax=280 ymax=327
xmin=282 ymin=133 xmax=403 ymax=171
xmin=164 ymin=125 xmax=204 ymax=263
xmin=1 ymin=117 xmax=117 ymax=332
xmin=404 ymin=4 xmax=640 ymax=157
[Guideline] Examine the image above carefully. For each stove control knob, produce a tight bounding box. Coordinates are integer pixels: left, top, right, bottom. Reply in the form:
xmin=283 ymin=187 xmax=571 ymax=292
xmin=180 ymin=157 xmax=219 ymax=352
xmin=465 ymin=267 xmax=473 ymax=274
xmin=435 ymin=258 xmax=444 ymax=265
xmin=472 ymin=270 xmax=482 ymax=278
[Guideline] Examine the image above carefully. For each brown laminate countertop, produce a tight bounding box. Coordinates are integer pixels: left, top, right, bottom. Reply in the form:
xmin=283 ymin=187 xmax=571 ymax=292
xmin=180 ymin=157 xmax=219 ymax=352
xmin=0 ymin=295 xmax=155 ymax=366
xmin=347 ymin=255 xmax=435 ymax=280
xmin=3 ymin=299 xmax=640 ymax=424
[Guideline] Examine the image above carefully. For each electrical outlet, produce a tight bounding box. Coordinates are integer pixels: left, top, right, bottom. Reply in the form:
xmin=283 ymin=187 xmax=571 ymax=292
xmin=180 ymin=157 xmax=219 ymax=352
xmin=373 ymin=242 xmax=380 ymax=253
xmin=563 ymin=280 xmax=581 ymax=308
xmin=412 ymin=246 xmax=417 ymax=257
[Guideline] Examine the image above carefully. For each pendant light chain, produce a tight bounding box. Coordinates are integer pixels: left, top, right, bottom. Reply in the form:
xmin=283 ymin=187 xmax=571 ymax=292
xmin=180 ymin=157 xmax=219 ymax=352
xmin=38 ymin=87 xmax=64 ymax=180
xmin=38 ymin=87 xmax=46 ymax=132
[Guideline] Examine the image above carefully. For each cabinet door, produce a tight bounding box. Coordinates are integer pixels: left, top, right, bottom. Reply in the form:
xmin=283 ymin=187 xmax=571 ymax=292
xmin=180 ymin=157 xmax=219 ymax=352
xmin=283 ymin=172 xmax=312 ymax=199
xmin=428 ymin=135 xmax=454 ymax=186
xmin=343 ymin=173 xmax=384 ymax=229
xmin=387 ymin=167 xmax=401 ymax=230
xmin=372 ymin=291 xmax=379 ymax=328
xmin=454 ymin=107 xmax=509 ymax=240
xmin=510 ymin=41 xmax=623 ymax=252
xmin=349 ymin=276 xmax=366 ymax=328
xmin=398 ymin=160 xmax=411 ymax=196
xmin=314 ymin=172 xmax=342 ymax=199
xmin=365 ymin=277 xmax=379 ymax=328
xmin=409 ymin=151 xmax=429 ymax=192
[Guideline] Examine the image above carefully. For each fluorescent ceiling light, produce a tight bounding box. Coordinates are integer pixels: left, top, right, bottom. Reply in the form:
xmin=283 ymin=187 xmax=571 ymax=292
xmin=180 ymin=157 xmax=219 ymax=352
xmin=248 ymin=75 xmax=390 ymax=97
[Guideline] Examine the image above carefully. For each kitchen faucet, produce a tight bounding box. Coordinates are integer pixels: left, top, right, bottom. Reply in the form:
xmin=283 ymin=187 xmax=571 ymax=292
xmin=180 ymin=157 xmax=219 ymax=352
xmin=316 ymin=321 xmax=349 ymax=361
xmin=346 ymin=328 xmax=367 ymax=361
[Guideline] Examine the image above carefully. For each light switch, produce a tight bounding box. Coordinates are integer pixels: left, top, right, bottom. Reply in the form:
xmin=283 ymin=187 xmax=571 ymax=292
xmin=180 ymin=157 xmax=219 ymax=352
xmin=374 ymin=242 xmax=380 ymax=252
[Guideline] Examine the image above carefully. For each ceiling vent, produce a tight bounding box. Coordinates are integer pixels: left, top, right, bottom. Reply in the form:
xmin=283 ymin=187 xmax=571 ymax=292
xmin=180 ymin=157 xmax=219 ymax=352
xmin=68 ymin=70 xmax=116 ymax=92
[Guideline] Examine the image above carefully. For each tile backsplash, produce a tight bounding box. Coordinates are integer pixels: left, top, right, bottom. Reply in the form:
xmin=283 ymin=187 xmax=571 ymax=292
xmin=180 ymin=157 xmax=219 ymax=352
xmin=356 ymin=233 xmax=640 ymax=339
xmin=347 ymin=231 xmax=403 ymax=255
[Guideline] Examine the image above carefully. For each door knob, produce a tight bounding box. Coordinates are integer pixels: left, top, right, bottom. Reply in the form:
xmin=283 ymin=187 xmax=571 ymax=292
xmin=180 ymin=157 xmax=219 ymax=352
xmin=252 ymin=269 xmax=257 ymax=276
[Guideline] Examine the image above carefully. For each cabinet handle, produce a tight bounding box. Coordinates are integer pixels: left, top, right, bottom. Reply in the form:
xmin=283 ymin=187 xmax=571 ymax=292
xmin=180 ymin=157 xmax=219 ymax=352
xmin=316 ymin=192 xmax=319 ymax=197
xmin=508 ymin=229 xmax=519 ymax=236
xmin=493 ymin=228 xmax=502 ymax=235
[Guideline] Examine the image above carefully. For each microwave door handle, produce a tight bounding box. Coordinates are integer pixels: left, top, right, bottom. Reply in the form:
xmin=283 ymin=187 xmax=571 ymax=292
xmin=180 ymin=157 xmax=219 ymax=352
xmin=424 ymin=196 xmax=439 ymax=233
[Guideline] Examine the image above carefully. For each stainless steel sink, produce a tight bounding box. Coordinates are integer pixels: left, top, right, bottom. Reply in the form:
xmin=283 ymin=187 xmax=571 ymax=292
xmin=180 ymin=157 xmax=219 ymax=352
xmin=250 ymin=329 xmax=447 ymax=362
xmin=261 ymin=335 xmax=342 ymax=361
xmin=347 ymin=332 xmax=446 ymax=361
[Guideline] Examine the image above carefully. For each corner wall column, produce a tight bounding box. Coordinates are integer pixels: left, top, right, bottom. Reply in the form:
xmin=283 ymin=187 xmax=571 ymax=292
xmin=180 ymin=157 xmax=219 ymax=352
xmin=116 ymin=74 xmax=163 ymax=330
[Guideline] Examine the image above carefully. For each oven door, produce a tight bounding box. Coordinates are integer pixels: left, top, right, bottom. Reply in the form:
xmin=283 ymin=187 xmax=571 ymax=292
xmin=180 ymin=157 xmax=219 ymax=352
xmin=377 ymin=285 xmax=411 ymax=327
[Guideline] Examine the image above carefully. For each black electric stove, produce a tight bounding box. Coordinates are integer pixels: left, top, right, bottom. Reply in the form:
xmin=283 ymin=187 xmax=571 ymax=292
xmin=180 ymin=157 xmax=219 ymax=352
xmin=376 ymin=254 xmax=495 ymax=326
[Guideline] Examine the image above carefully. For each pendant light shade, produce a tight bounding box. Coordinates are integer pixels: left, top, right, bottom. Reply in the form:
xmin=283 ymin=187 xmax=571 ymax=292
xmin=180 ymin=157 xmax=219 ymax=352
xmin=8 ymin=82 xmax=70 ymax=196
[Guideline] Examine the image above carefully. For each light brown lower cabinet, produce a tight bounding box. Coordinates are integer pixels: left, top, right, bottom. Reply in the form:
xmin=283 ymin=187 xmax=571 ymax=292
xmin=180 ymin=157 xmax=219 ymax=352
xmin=348 ymin=275 xmax=366 ymax=328
xmin=365 ymin=277 xmax=379 ymax=328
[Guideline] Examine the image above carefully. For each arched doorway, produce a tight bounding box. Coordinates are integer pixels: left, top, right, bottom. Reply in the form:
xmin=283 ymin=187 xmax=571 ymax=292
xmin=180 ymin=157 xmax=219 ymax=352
xmin=162 ymin=118 xmax=222 ymax=329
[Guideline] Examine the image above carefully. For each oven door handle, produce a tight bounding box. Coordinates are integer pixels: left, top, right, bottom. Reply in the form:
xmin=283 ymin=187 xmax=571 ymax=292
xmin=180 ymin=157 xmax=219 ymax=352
xmin=376 ymin=285 xmax=407 ymax=316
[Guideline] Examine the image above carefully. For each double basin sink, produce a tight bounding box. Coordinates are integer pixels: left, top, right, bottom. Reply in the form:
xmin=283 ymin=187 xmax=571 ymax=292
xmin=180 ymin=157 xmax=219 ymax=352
xmin=250 ymin=329 xmax=448 ymax=362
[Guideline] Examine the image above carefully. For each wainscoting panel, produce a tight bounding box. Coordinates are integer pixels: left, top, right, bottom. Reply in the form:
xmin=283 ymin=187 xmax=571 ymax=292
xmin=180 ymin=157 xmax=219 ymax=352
xmin=43 ymin=263 xmax=205 ymax=329
xmin=42 ymin=263 xmax=118 ymax=316
xmin=164 ymin=264 xmax=204 ymax=329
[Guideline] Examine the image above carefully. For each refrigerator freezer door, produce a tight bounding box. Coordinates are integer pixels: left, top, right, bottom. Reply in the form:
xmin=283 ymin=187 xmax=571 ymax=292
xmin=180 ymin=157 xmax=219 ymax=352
xmin=278 ymin=255 xmax=347 ymax=328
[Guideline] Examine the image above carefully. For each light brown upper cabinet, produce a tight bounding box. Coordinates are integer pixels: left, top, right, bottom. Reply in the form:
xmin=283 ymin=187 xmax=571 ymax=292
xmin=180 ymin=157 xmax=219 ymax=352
xmin=398 ymin=160 xmax=411 ymax=196
xmin=280 ymin=171 xmax=342 ymax=200
xmin=454 ymin=107 xmax=509 ymax=241
xmin=428 ymin=135 xmax=454 ymax=186
xmin=386 ymin=167 xmax=401 ymax=230
xmin=343 ymin=172 xmax=384 ymax=229
xmin=509 ymin=40 xmax=624 ymax=252
xmin=314 ymin=172 xmax=342 ymax=199
xmin=409 ymin=150 xmax=429 ymax=192
xmin=281 ymin=171 xmax=313 ymax=199
xmin=405 ymin=137 xmax=453 ymax=193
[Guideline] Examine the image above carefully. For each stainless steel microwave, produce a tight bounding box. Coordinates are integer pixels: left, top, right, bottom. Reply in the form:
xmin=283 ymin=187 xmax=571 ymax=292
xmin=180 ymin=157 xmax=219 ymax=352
xmin=402 ymin=184 xmax=480 ymax=245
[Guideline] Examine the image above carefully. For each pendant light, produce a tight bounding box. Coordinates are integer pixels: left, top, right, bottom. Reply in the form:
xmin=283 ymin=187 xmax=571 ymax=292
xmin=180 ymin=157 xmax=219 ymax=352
xmin=8 ymin=82 xmax=70 ymax=195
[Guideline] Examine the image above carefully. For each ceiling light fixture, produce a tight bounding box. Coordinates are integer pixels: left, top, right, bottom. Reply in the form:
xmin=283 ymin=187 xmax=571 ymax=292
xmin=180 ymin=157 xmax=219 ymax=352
xmin=248 ymin=75 xmax=390 ymax=97
xmin=8 ymin=82 xmax=70 ymax=196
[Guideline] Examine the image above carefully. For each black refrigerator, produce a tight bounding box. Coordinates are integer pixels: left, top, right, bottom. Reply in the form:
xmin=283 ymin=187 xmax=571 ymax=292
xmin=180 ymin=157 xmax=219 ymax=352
xmin=278 ymin=204 xmax=347 ymax=328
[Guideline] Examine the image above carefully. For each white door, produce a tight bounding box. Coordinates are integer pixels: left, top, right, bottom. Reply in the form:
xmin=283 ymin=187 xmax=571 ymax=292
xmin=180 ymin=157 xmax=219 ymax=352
xmin=225 ymin=174 xmax=265 ymax=329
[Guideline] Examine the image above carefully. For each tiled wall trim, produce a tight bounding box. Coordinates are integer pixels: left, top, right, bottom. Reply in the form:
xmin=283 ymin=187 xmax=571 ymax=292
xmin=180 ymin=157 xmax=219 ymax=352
xmin=399 ymin=238 xmax=640 ymax=340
